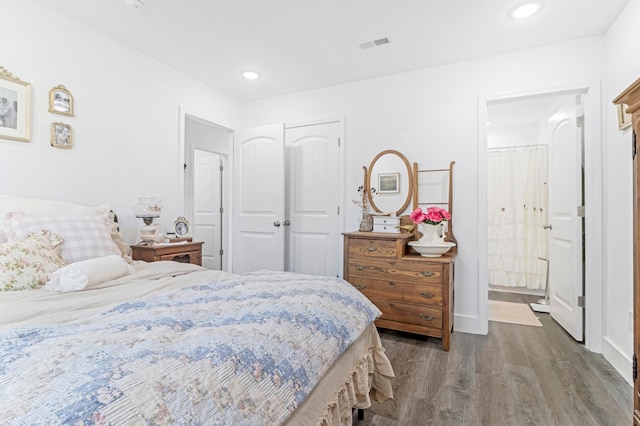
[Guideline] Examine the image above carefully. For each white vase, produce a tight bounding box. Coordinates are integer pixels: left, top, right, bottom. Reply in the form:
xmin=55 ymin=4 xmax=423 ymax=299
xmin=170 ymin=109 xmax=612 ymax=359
xmin=418 ymin=222 xmax=446 ymax=245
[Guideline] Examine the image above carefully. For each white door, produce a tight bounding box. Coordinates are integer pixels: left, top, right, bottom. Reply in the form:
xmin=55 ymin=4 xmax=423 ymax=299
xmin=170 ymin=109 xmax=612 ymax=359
xmin=285 ymin=121 xmax=341 ymax=277
xmin=232 ymin=123 xmax=285 ymax=273
xmin=193 ymin=150 xmax=224 ymax=269
xmin=547 ymin=94 xmax=584 ymax=341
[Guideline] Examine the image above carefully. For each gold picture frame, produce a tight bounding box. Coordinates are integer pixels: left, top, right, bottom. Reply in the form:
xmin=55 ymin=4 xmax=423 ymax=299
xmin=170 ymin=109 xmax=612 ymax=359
xmin=0 ymin=66 xmax=31 ymax=142
xmin=617 ymin=103 xmax=632 ymax=130
xmin=51 ymin=122 xmax=73 ymax=149
xmin=49 ymin=85 xmax=74 ymax=117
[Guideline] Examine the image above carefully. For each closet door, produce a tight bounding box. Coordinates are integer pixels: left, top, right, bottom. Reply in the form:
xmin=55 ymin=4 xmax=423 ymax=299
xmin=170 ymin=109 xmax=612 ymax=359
xmin=232 ymin=123 xmax=285 ymax=273
xmin=285 ymin=121 xmax=341 ymax=277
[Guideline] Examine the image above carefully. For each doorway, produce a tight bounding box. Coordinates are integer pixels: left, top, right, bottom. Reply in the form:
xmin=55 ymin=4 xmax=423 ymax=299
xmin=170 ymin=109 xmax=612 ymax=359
xmin=182 ymin=112 xmax=232 ymax=271
xmin=479 ymin=81 xmax=604 ymax=351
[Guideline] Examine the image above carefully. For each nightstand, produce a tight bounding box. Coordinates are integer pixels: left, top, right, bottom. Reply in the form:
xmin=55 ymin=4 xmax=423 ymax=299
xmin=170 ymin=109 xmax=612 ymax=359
xmin=131 ymin=241 xmax=204 ymax=266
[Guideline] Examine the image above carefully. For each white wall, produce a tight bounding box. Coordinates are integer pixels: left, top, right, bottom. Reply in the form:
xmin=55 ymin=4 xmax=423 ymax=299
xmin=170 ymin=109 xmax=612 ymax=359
xmin=242 ymin=36 xmax=605 ymax=336
xmin=2 ymin=0 xmax=637 ymax=384
xmin=601 ymin=0 xmax=640 ymax=383
xmin=0 ymin=0 xmax=244 ymax=242
xmin=487 ymin=124 xmax=539 ymax=149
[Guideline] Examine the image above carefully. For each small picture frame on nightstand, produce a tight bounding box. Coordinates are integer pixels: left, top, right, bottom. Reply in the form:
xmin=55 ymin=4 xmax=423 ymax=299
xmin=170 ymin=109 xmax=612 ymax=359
xmin=174 ymin=216 xmax=190 ymax=238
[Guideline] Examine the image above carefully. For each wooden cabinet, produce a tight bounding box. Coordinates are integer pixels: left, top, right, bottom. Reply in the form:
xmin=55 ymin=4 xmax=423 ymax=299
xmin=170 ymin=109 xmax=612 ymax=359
xmin=613 ymin=78 xmax=640 ymax=424
xmin=343 ymin=231 xmax=455 ymax=350
xmin=131 ymin=241 xmax=204 ymax=266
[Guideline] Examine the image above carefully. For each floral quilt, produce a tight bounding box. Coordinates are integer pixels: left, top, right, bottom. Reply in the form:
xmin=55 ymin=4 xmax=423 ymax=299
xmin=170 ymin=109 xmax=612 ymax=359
xmin=0 ymin=270 xmax=381 ymax=425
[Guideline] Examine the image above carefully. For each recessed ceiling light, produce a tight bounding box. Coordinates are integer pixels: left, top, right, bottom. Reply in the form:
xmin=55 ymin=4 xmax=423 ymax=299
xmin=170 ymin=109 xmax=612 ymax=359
xmin=510 ymin=2 xmax=541 ymax=19
xmin=242 ymin=71 xmax=260 ymax=80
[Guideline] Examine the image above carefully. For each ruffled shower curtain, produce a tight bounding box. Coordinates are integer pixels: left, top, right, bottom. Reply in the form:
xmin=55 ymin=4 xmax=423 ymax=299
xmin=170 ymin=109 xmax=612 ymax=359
xmin=488 ymin=146 xmax=548 ymax=290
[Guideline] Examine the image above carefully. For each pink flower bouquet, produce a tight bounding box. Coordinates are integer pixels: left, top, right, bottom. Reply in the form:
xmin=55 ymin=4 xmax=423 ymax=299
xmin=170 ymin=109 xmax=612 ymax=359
xmin=410 ymin=207 xmax=451 ymax=225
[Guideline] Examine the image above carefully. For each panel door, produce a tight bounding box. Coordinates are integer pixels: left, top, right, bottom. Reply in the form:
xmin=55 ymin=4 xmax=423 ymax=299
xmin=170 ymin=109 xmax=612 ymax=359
xmin=547 ymin=94 xmax=584 ymax=341
xmin=285 ymin=121 xmax=341 ymax=276
xmin=232 ymin=123 xmax=285 ymax=273
xmin=193 ymin=150 xmax=223 ymax=269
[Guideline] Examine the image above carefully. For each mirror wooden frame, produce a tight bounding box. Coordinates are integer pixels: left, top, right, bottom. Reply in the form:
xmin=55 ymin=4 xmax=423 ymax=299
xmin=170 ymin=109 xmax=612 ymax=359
xmin=366 ymin=149 xmax=414 ymax=216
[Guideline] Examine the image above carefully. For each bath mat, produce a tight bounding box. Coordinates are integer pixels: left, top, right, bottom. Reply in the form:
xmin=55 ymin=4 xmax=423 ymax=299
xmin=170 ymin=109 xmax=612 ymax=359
xmin=488 ymin=300 xmax=543 ymax=327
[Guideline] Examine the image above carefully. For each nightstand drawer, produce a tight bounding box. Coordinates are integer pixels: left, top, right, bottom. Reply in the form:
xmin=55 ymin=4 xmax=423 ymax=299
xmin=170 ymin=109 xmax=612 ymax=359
xmin=131 ymin=242 xmax=204 ymax=266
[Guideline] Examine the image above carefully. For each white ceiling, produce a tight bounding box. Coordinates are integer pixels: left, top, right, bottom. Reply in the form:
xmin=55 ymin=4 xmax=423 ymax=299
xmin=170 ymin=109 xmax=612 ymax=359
xmin=34 ymin=0 xmax=629 ymax=102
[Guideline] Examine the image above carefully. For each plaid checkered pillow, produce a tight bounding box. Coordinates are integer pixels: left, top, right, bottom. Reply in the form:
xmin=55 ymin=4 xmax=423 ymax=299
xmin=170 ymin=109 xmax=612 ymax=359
xmin=4 ymin=214 xmax=121 ymax=264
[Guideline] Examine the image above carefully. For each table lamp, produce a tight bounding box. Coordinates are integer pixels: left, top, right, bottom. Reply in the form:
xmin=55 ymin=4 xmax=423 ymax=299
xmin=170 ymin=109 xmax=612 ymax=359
xmin=134 ymin=196 xmax=162 ymax=244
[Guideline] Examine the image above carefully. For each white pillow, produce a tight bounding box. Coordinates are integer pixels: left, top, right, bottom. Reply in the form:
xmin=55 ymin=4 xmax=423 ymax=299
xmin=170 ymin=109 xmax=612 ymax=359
xmin=45 ymin=254 xmax=135 ymax=292
xmin=0 ymin=195 xmax=109 ymax=243
xmin=4 ymin=214 xmax=121 ymax=264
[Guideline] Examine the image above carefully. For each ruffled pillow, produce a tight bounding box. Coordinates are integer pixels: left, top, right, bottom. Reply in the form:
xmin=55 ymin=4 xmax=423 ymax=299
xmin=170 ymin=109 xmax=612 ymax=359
xmin=45 ymin=254 xmax=135 ymax=292
xmin=0 ymin=230 xmax=66 ymax=291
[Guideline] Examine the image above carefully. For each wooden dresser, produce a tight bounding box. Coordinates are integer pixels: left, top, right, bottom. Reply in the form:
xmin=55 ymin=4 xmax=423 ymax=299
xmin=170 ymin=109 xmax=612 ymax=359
xmin=343 ymin=231 xmax=455 ymax=350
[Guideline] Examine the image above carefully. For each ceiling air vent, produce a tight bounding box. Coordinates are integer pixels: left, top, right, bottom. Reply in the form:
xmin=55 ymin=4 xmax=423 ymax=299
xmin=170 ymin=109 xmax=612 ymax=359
xmin=358 ymin=37 xmax=391 ymax=50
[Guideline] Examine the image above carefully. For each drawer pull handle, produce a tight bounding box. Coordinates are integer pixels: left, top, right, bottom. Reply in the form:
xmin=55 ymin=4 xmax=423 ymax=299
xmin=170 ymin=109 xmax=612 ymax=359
xmin=420 ymin=271 xmax=435 ymax=277
xmin=388 ymin=281 xmax=396 ymax=286
xmin=366 ymin=246 xmax=377 ymax=252
xmin=355 ymin=265 xmax=365 ymax=270
xmin=420 ymin=292 xmax=435 ymax=299
xmin=355 ymin=284 xmax=366 ymax=290
xmin=420 ymin=314 xmax=434 ymax=321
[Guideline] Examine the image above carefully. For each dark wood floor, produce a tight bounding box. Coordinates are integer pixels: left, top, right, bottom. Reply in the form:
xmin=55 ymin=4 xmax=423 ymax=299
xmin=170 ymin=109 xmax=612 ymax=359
xmin=359 ymin=291 xmax=632 ymax=426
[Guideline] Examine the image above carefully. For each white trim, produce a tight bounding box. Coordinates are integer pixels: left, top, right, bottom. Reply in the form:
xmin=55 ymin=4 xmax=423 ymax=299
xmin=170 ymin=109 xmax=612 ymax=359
xmin=602 ymin=336 xmax=634 ymax=386
xmin=285 ymin=115 xmax=343 ymax=129
xmin=478 ymin=80 xmax=604 ymax=350
xmin=178 ymin=105 xmax=235 ymax=272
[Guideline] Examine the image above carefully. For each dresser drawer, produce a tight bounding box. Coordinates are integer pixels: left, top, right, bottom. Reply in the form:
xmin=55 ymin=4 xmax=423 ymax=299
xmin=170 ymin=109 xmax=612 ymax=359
xmin=348 ymin=276 xmax=443 ymax=306
xmin=371 ymin=297 xmax=443 ymax=329
xmin=347 ymin=258 xmax=443 ymax=284
xmin=347 ymin=238 xmax=397 ymax=258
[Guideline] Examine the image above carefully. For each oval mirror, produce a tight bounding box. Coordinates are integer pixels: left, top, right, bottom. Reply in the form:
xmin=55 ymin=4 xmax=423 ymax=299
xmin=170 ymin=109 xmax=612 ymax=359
xmin=366 ymin=150 xmax=413 ymax=216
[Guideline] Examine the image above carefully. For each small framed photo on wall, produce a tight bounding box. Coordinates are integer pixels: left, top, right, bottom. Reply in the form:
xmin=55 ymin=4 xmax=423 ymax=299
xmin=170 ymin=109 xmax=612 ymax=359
xmin=49 ymin=85 xmax=74 ymax=117
xmin=0 ymin=66 xmax=31 ymax=142
xmin=51 ymin=122 xmax=73 ymax=149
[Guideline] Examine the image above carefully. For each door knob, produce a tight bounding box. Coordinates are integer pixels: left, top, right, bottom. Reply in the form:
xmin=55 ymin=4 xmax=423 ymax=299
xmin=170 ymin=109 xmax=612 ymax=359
xmin=283 ymin=220 xmax=291 ymax=226
xmin=543 ymin=224 xmax=552 ymax=230
xmin=273 ymin=221 xmax=281 ymax=227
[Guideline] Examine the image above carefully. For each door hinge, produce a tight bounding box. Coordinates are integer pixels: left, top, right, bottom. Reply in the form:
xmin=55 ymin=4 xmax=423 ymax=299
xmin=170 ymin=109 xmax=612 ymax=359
xmin=633 ymin=130 xmax=637 ymax=160
xmin=576 ymin=115 xmax=585 ymax=127
xmin=634 ymin=353 xmax=638 ymax=382
xmin=577 ymin=295 xmax=585 ymax=308
xmin=338 ymin=137 xmax=341 ymax=147
xmin=219 ymin=207 xmax=224 ymax=213
xmin=337 ymin=206 xmax=340 ymax=215
xmin=219 ymin=249 xmax=224 ymax=256
xmin=220 ymin=165 xmax=224 ymax=172
xmin=184 ymin=163 xmax=187 ymax=171
xmin=577 ymin=206 xmax=585 ymax=217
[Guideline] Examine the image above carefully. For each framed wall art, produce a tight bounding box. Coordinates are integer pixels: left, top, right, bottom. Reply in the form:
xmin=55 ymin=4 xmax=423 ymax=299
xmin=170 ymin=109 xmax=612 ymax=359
xmin=51 ymin=122 xmax=73 ymax=149
xmin=617 ymin=103 xmax=632 ymax=130
xmin=378 ymin=173 xmax=400 ymax=194
xmin=49 ymin=85 xmax=74 ymax=117
xmin=0 ymin=66 xmax=31 ymax=142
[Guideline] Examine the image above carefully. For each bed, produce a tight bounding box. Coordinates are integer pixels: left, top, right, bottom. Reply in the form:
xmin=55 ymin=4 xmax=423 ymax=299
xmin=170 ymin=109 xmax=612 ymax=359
xmin=0 ymin=195 xmax=394 ymax=425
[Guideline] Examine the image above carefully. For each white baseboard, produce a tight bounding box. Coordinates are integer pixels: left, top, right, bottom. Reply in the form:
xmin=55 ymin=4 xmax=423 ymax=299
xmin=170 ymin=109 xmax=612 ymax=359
xmin=453 ymin=314 xmax=487 ymax=335
xmin=602 ymin=336 xmax=633 ymax=386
